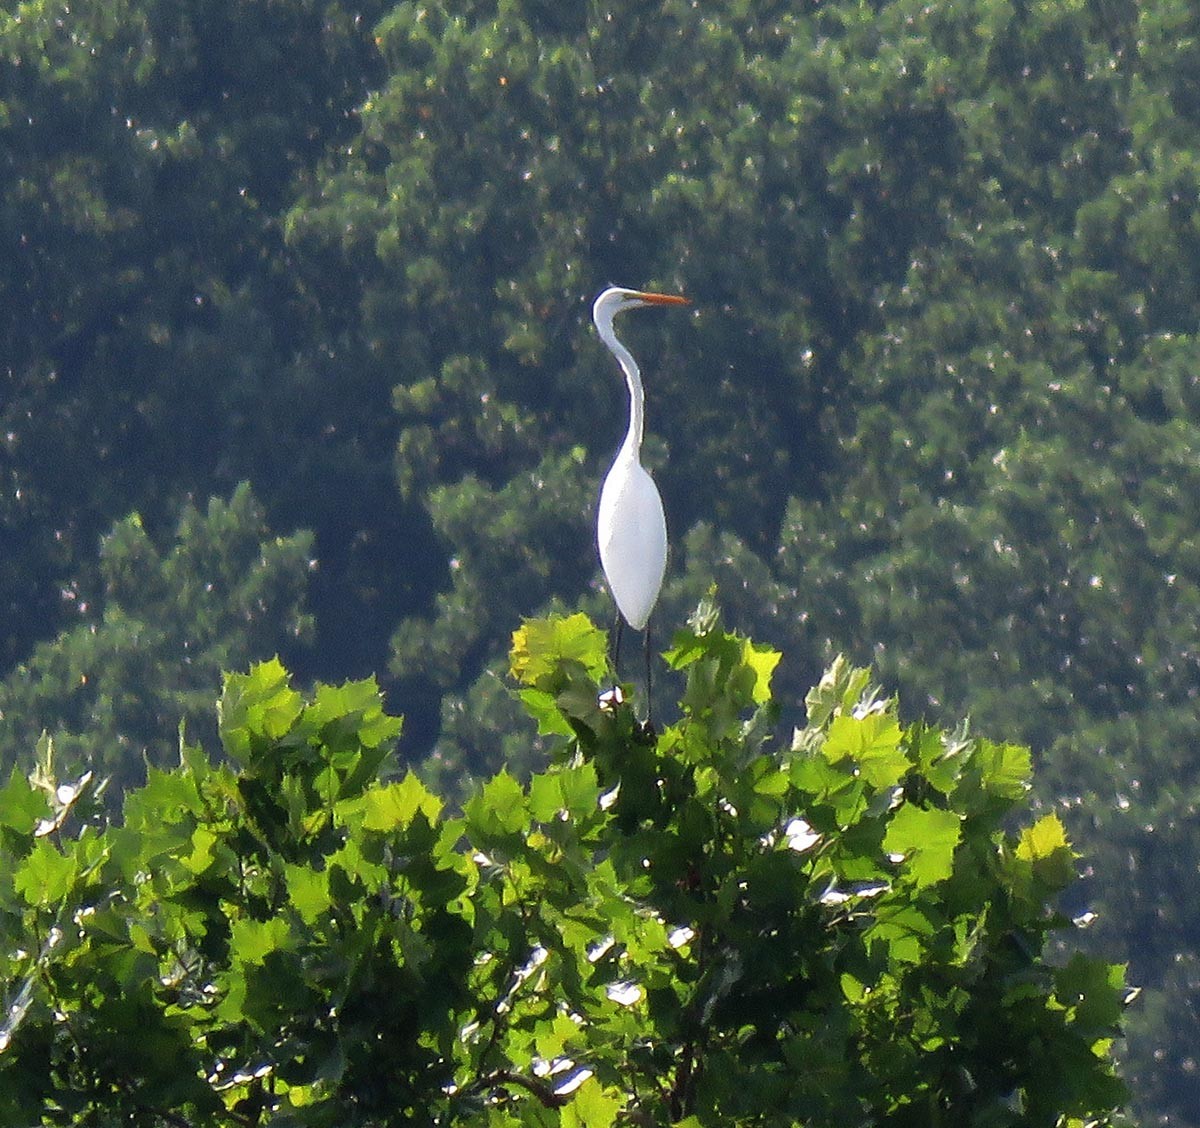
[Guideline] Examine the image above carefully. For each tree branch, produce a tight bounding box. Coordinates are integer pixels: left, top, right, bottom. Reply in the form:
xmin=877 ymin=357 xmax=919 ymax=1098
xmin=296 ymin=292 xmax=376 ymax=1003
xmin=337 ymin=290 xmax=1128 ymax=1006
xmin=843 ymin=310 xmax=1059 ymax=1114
xmin=469 ymin=1069 xmax=571 ymax=1109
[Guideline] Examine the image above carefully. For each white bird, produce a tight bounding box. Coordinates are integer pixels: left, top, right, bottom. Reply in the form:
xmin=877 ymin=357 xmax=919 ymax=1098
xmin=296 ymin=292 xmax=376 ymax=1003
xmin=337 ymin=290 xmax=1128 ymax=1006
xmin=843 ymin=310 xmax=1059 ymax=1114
xmin=593 ymin=286 xmax=689 ymax=634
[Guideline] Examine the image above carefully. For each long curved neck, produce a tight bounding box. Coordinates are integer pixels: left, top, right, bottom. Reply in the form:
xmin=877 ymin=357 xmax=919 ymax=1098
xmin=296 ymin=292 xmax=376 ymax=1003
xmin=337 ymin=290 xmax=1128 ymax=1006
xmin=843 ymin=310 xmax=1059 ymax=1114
xmin=598 ymin=318 xmax=645 ymax=457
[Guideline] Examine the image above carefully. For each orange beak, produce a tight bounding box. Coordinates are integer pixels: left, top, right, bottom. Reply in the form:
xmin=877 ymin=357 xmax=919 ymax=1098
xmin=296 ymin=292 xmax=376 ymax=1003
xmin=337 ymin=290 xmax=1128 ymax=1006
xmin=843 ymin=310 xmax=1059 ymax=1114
xmin=632 ymin=290 xmax=690 ymax=306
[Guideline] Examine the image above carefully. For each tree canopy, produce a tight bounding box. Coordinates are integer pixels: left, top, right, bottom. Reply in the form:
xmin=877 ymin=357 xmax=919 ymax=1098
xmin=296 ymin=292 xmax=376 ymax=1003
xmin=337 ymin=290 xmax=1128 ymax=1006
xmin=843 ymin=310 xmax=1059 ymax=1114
xmin=4 ymin=0 xmax=1200 ymax=1119
xmin=0 ymin=614 xmax=1129 ymax=1126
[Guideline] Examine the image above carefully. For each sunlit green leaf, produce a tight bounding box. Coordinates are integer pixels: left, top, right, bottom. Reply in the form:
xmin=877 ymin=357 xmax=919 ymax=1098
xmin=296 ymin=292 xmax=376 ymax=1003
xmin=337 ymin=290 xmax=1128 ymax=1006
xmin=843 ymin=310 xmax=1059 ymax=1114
xmin=0 ymin=766 xmax=47 ymax=833
xmin=883 ymin=803 xmax=962 ymax=888
xmin=823 ymin=712 xmax=907 ymax=790
xmin=285 ymin=864 xmax=331 ymax=926
xmin=218 ymin=657 xmax=303 ymax=763
xmin=530 ymin=761 xmax=600 ymax=824
xmin=804 ymin=655 xmax=873 ymax=729
xmin=1017 ymin=813 xmax=1077 ymax=888
xmin=324 ymin=677 xmax=400 ymax=736
xmin=361 ymin=772 xmax=443 ymax=832
xmin=518 ymin=687 xmax=575 ymax=737
xmin=974 ymin=739 xmax=1032 ymax=799
xmin=464 ymin=770 xmax=527 ymax=838
xmin=14 ymin=838 xmax=75 ymax=905
xmin=561 ymin=1080 xmax=623 ymax=1128
xmin=510 ymin=613 xmax=607 ymax=686
xmin=181 ymin=826 xmax=220 ymax=876
xmin=739 ymin=638 xmax=781 ymax=706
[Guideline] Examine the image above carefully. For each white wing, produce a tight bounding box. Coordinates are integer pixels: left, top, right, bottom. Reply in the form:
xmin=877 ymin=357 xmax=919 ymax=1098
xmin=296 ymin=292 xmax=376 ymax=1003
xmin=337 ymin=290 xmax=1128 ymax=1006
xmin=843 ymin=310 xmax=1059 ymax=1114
xmin=598 ymin=452 xmax=667 ymax=631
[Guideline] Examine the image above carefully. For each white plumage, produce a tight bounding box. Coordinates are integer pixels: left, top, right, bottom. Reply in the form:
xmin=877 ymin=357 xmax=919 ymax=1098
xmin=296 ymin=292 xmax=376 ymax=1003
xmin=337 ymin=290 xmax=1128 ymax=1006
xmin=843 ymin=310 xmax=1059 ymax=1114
xmin=593 ymin=286 xmax=688 ymax=630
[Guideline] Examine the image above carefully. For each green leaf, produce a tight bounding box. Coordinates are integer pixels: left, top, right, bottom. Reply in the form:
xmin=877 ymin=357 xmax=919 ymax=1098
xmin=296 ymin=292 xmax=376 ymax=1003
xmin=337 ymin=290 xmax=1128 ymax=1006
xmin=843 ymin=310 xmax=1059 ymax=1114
xmin=285 ymin=864 xmax=332 ymax=926
xmin=864 ymin=902 xmax=936 ymax=965
xmin=739 ymin=638 xmax=782 ymax=705
xmin=529 ymin=762 xmax=600 ymax=823
xmin=1055 ymin=953 xmax=1127 ymax=1031
xmin=518 ymin=687 xmax=575 ymax=737
xmin=231 ymin=916 xmax=293 ymax=965
xmin=14 ymin=838 xmax=76 ymax=905
xmin=840 ymin=972 xmax=868 ymax=1003
xmin=534 ymin=1011 xmax=584 ymax=1062
xmin=528 ymin=773 xmax=563 ymax=823
xmin=823 ymin=712 xmax=907 ymax=790
xmin=510 ymin=613 xmax=607 ymax=686
xmin=306 ymin=677 xmax=403 ymax=751
xmin=124 ymin=764 xmax=203 ymax=832
xmin=361 ymin=773 xmax=443 ymax=832
xmin=561 ymin=1079 xmax=623 ymax=1128
xmin=0 ymin=766 xmax=47 ymax=833
xmin=218 ymin=657 xmax=303 ymax=764
xmin=804 ymin=655 xmax=872 ymax=728
xmin=463 ymin=770 xmax=527 ymax=838
xmin=181 ymin=826 xmax=220 ymax=876
xmin=883 ymin=803 xmax=962 ymax=888
xmin=1016 ymin=813 xmax=1076 ymax=888
xmin=911 ymin=724 xmax=960 ymax=795
xmin=974 ymin=739 xmax=1032 ymax=799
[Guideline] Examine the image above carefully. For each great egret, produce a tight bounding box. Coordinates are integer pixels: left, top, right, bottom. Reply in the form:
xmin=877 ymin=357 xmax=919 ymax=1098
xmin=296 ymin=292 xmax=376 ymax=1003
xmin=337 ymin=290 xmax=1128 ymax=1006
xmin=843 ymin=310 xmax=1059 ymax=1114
xmin=593 ymin=285 xmax=689 ymax=702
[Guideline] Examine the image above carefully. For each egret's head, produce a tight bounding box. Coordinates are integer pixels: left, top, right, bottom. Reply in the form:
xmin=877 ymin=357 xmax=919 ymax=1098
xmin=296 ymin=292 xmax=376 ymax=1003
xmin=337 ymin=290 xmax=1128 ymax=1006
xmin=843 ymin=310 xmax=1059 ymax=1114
xmin=592 ymin=286 xmax=689 ymax=333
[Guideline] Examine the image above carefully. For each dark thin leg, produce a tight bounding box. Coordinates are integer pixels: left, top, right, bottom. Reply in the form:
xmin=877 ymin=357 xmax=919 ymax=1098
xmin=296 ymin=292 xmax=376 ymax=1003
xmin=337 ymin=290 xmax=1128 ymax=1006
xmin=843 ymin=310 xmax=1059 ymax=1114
xmin=644 ymin=620 xmax=654 ymax=728
xmin=611 ymin=612 xmax=624 ymax=679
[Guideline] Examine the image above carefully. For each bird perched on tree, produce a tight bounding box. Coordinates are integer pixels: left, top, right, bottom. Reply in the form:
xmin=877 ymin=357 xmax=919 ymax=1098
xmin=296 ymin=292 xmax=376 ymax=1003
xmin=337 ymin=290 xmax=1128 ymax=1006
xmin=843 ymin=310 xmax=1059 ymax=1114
xmin=592 ymin=285 xmax=689 ymax=705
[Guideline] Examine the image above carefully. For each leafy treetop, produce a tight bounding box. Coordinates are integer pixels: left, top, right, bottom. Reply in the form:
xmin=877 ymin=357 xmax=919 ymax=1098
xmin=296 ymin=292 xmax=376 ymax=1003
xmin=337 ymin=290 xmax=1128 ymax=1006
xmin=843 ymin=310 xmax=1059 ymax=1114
xmin=0 ymin=608 xmax=1128 ymax=1126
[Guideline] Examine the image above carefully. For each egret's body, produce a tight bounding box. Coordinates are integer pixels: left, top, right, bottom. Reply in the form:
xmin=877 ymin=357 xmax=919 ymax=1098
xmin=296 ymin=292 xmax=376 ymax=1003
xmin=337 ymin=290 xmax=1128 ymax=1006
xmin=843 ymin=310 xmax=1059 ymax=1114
xmin=598 ymin=442 xmax=666 ymax=631
xmin=593 ymin=286 xmax=688 ymax=632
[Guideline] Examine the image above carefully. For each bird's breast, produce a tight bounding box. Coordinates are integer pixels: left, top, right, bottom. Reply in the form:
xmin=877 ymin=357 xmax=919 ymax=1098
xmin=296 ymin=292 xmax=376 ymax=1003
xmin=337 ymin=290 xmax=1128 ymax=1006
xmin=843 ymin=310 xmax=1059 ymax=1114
xmin=597 ymin=455 xmax=668 ymax=631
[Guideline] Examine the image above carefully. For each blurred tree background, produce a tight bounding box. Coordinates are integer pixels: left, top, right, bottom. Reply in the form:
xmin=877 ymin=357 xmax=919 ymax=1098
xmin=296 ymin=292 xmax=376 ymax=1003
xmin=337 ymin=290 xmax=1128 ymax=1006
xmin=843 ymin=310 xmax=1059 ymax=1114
xmin=4 ymin=0 xmax=1200 ymax=1120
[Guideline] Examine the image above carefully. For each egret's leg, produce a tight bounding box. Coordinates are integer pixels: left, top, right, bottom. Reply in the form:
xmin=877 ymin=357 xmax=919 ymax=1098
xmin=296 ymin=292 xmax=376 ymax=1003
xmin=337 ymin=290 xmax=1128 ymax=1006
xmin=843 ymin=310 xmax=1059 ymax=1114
xmin=644 ymin=620 xmax=654 ymax=727
xmin=611 ymin=612 xmax=624 ymax=679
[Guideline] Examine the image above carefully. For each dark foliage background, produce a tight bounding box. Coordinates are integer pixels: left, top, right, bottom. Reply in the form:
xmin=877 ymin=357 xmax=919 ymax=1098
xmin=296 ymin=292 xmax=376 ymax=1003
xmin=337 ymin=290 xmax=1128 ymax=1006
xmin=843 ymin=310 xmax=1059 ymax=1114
xmin=3 ymin=0 xmax=1199 ymax=1120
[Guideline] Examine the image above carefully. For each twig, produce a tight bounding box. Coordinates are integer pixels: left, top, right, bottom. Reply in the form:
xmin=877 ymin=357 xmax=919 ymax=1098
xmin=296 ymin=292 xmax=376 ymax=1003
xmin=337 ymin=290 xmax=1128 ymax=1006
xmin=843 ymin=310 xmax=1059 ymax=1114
xmin=474 ymin=1069 xmax=571 ymax=1109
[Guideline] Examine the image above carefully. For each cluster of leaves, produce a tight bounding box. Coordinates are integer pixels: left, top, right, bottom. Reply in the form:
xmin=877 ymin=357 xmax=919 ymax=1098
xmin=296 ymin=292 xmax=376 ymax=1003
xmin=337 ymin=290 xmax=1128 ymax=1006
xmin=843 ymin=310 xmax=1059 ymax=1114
xmin=0 ymin=613 xmax=1129 ymax=1125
